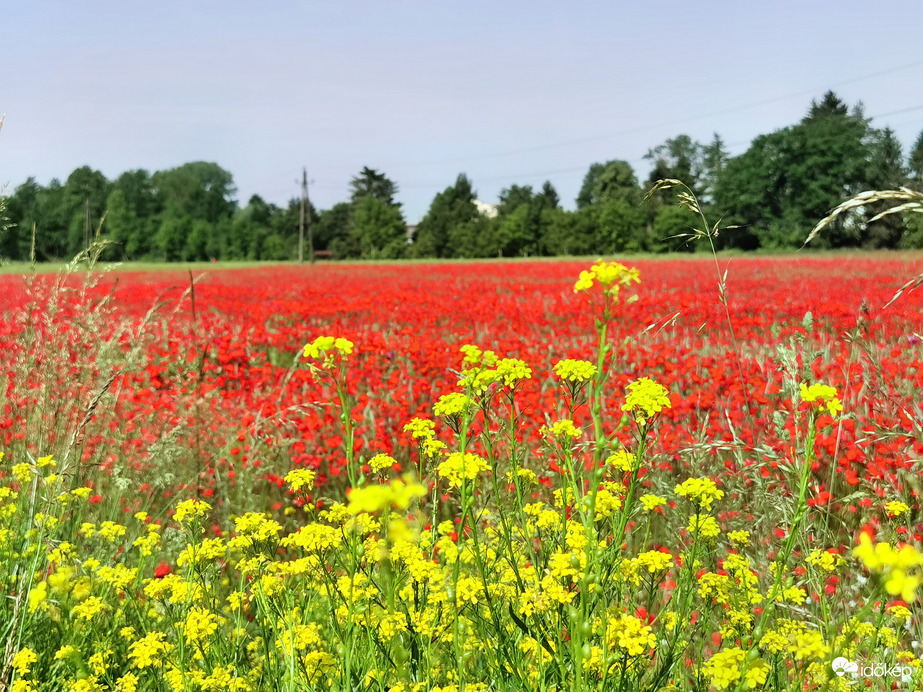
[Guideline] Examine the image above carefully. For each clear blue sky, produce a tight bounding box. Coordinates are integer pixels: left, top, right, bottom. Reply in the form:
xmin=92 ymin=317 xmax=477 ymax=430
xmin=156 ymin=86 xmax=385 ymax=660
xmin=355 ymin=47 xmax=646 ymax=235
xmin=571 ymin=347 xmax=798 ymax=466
xmin=3 ymin=1 xmax=922 ymax=221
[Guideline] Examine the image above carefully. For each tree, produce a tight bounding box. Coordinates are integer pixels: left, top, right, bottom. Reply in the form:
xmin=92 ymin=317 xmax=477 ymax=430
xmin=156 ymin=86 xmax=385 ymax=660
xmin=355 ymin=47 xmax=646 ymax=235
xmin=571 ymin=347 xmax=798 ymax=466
xmin=543 ymin=208 xmax=595 ymax=256
xmin=861 ymin=128 xmax=907 ymax=248
xmin=153 ymin=162 xmax=237 ymax=224
xmin=105 ymin=170 xmax=159 ymax=259
xmin=349 ymin=167 xmax=399 ymax=206
xmin=576 ymin=161 xmax=642 ymax=209
xmin=715 ymin=93 xmax=882 ymax=249
xmin=350 ymin=196 xmax=407 ymax=259
xmin=650 ymin=205 xmax=698 ymax=253
xmin=317 ymin=203 xmax=353 ymax=257
xmin=63 ymin=166 xmax=110 ymax=255
xmin=412 ymin=174 xmax=480 ymax=258
xmin=595 ymin=199 xmax=646 ymax=252
xmin=909 ymin=129 xmax=923 ymax=187
xmin=644 ymin=135 xmax=705 ymax=193
xmin=539 ymin=181 xmax=560 ymax=210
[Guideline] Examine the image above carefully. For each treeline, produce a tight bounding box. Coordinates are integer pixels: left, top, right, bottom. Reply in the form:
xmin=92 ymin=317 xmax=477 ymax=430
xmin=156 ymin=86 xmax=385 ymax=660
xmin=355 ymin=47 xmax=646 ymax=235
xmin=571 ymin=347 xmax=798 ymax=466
xmin=2 ymin=91 xmax=923 ymax=262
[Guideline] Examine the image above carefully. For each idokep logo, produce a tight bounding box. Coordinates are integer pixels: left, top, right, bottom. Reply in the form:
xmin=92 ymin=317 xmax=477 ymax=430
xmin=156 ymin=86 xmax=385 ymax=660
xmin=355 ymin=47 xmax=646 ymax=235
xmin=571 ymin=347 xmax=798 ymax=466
xmin=831 ymin=657 xmax=858 ymax=677
xmin=831 ymin=656 xmax=913 ymax=683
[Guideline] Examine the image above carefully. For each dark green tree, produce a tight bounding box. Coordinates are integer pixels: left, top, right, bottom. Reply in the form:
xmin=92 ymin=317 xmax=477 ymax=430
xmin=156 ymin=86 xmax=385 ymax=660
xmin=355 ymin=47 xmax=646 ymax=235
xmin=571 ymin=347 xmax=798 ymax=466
xmin=715 ymin=92 xmax=880 ymax=249
xmin=576 ymin=161 xmax=642 ymax=209
xmin=349 ymin=167 xmax=399 ymax=206
xmin=543 ymin=208 xmax=596 ymax=255
xmin=350 ymin=196 xmax=408 ymax=259
xmin=909 ymin=129 xmax=923 ymax=187
xmin=412 ymin=174 xmax=480 ymax=258
xmin=318 ymin=203 xmax=353 ymax=257
xmin=63 ymin=167 xmax=110 ymax=255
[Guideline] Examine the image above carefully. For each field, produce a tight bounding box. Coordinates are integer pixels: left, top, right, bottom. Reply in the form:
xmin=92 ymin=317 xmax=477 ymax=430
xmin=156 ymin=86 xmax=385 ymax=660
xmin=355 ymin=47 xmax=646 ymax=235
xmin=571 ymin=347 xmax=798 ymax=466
xmin=2 ymin=255 xmax=923 ymax=691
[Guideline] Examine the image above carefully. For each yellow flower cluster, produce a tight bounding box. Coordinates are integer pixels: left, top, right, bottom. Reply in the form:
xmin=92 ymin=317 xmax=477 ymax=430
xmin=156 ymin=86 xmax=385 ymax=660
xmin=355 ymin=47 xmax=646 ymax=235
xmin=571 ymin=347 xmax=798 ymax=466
xmin=303 ymin=335 xmax=354 ymax=360
xmin=553 ymin=359 xmax=597 ymax=382
xmin=494 ymin=358 xmax=532 ymax=387
xmin=173 ymin=499 xmax=212 ymax=524
xmin=437 ymin=452 xmax=489 ymax=489
xmin=704 ymin=648 xmax=769 ymax=690
xmin=799 ymin=382 xmax=843 ymax=417
xmin=284 ymin=468 xmax=316 ymax=492
xmin=368 ymin=453 xmax=396 ymax=473
xmin=346 ymin=476 xmax=427 ymax=514
xmin=434 ymin=392 xmax=470 ymax=418
xmin=573 ymin=260 xmax=640 ymax=298
xmin=674 ymin=477 xmax=725 ymax=511
xmin=543 ymin=419 xmax=581 ymax=440
xmin=853 ymin=533 xmax=923 ymax=601
xmin=622 ymin=377 xmax=671 ymax=425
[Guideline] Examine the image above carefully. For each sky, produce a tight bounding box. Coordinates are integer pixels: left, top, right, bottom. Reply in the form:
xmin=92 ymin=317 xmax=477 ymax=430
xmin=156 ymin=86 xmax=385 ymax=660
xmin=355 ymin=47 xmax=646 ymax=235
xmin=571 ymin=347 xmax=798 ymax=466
xmin=2 ymin=1 xmax=923 ymax=221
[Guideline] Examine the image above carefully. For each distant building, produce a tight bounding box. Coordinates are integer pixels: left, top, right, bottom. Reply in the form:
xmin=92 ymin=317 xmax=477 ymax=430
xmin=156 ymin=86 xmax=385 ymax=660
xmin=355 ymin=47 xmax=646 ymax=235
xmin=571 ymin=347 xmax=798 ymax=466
xmin=405 ymin=223 xmax=418 ymax=242
xmin=474 ymin=200 xmax=498 ymax=219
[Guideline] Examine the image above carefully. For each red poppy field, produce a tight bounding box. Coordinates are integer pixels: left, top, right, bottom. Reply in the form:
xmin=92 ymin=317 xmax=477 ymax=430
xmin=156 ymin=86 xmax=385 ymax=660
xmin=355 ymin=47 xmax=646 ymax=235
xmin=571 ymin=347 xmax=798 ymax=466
xmin=2 ymin=255 xmax=923 ymax=691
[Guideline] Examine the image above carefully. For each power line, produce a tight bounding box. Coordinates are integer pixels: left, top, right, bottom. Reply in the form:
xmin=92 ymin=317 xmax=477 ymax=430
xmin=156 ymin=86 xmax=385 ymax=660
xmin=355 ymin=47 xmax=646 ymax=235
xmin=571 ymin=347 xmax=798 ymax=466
xmin=384 ymin=59 xmax=923 ymax=168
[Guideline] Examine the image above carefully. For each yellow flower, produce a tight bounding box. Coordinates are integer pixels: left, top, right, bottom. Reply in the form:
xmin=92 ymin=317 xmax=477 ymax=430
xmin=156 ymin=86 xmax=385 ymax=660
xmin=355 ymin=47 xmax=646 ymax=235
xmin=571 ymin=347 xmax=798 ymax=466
xmin=437 ymin=452 xmax=489 ymax=489
xmin=346 ymin=476 xmax=426 ymax=514
xmin=622 ymin=377 xmax=671 ymax=425
xmin=605 ymin=449 xmax=635 ymax=473
xmin=637 ymin=550 xmax=672 ymax=574
xmin=728 ymin=530 xmax=750 ymax=546
xmin=799 ymin=382 xmax=843 ymax=417
xmin=544 ymin=419 xmax=581 ymax=440
xmin=553 ymin=359 xmax=597 ymax=382
xmin=183 ymin=607 xmax=219 ymax=643
xmin=434 ymin=393 xmax=470 ymax=418
xmin=574 ymin=269 xmax=596 ymax=292
xmin=12 ymin=463 xmax=33 ymax=484
xmin=853 ymin=533 xmax=923 ymax=601
xmin=303 ymin=335 xmax=353 ymax=361
xmin=791 ymin=630 xmax=829 ymax=661
xmin=495 ymin=358 xmax=532 ymax=387
xmin=284 ymin=468 xmax=316 ymax=492
xmin=98 ymin=521 xmax=127 ymax=542
xmin=456 ymin=577 xmax=484 ymax=606
xmin=573 ymin=261 xmax=640 ymax=297
xmin=403 ymin=418 xmax=436 ymax=440
xmin=889 ymin=604 xmax=913 ymax=624
xmin=115 ymin=673 xmax=139 ymax=692
xmin=607 ymin=614 xmax=655 ymax=656
xmin=674 ymin=477 xmax=724 ymax=511
xmin=129 ymin=631 xmax=170 ymax=669
xmin=887 ymin=501 xmax=910 ymax=518
xmin=687 ymin=515 xmax=720 ymax=539
xmin=12 ymin=648 xmax=37 ymax=675
xmin=173 ymin=498 xmax=211 ymax=523
xmin=27 ymin=581 xmax=48 ymax=613
xmin=72 ymin=596 xmax=106 ymax=621
xmin=639 ymin=494 xmax=666 ymax=512
xmin=704 ymin=648 xmax=744 ymax=690
xmin=368 ymin=454 xmax=396 ymax=473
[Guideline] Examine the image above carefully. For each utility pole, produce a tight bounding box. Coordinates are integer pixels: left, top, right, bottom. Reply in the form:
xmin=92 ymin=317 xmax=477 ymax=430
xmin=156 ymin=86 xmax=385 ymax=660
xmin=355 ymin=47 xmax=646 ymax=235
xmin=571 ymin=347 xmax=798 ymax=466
xmin=306 ymin=169 xmax=314 ymax=265
xmin=298 ymin=167 xmax=315 ymax=265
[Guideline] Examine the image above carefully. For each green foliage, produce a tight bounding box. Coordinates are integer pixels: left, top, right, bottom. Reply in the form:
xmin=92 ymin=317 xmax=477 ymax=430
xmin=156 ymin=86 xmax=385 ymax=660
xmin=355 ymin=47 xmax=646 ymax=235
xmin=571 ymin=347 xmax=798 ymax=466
xmin=412 ymin=174 xmax=481 ymax=258
xmin=577 ymin=160 xmax=641 ymax=210
xmin=651 ymin=204 xmax=698 ymax=253
xmin=4 ymin=91 xmax=921 ymax=262
xmin=319 ymin=203 xmax=354 ymax=257
xmin=350 ymin=166 xmax=398 ymax=206
xmin=594 ymin=198 xmax=647 ymax=253
xmin=350 ymin=196 xmax=407 ymax=259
